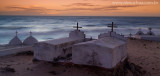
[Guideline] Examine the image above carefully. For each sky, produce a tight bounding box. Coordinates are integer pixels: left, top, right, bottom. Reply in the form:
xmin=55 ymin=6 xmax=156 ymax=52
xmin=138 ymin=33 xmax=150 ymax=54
xmin=0 ymin=0 xmax=160 ymax=16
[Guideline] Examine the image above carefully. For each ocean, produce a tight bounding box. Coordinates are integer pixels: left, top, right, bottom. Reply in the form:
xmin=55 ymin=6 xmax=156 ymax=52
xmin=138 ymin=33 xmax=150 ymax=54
xmin=0 ymin=16 xmax=160 ymax=44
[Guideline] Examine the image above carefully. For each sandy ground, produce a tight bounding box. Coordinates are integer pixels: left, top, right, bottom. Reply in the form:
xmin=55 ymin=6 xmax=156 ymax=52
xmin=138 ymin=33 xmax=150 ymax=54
xmin=127 ymin=38 xmax=160 ymax=76
xmin=0 ymin=38 xmax=160 ymax=76
xmin=0 ymin=55 xmax=102 ymax=76
xmin=0 ymin=45 xmax=111 ymax=76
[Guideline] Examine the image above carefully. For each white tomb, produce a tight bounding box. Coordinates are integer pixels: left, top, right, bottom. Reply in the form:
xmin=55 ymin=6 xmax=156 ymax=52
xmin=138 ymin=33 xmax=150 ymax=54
xmin=134 ymin=28 xmax=160 ymax=41
xmin=8 ymin=31 xmax=22 ymax=46
xmin=23 ymin=31 xmax=38 ymax=45
xmin=34 ymin=23 xmax=88 ymax=61
xmin=146 ymin=27 xmax=155 ymax=35
xmin=135 ymin=28 xmax=145 ymax=35
xmin=135 ymin=28 xmax=155 ymax=37
xmin=72 ymin=37 xmax=127 ymax=69
xmin=98 ymin=31 xmax=126 ymax=41
xmin=134 ymin=28 xmax=147 ymax=39
xmin=98 ymin=22 xmax=126 ymax=41
xmin=72 ymin=22 xmax=127 ymax=69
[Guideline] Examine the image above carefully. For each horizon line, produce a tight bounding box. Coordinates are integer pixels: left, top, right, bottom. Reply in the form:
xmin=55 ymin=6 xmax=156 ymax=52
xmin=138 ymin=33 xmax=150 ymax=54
xmin=0 ymin=15 xmax=160 ymax=17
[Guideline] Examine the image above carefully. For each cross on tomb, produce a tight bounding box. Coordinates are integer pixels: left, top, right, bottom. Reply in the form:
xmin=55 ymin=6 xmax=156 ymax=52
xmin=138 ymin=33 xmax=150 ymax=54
xmin=30 ymin=31 xmax=32 ymax=36
xmin=73 ymin=22 xmax=82 ymax=30
xmin=107 ymin=22 xmax=117 ymax=32
xmin=16 ymin=31 xmax=18 ymax=36
xmin=129 ymin=33 xmax=132 ymax=37
xmin=148 ymin=27 xmax=152 ymax=31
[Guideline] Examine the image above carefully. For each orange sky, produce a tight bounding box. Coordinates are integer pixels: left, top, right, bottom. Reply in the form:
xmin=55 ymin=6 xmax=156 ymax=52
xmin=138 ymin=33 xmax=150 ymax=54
xmin=0 ymin=0 xmax=160 ymax=16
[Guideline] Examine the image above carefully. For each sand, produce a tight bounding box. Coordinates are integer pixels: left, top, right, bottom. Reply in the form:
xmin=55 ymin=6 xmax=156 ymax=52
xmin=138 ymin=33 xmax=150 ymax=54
xmin=127 ymin=38 xmax=160 ymax=76
xmin=0 ymin=54 xmax=101 ymax=76
xmin=0 ymin=38 xmax=160 ymax=76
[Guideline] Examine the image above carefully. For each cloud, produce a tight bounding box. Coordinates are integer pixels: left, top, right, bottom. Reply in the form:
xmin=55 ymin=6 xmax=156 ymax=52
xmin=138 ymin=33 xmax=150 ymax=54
xmin=1 ymin=4 xmax=142 ymax=16
xmin=5 ymin=5 xmax=139 ymax=14
xmin=4 ymin=6 xmax=62 ymax=15
xmin=6 ymin=6 xmax=67 ymax=12
xmin=64 ymin=5 xmax=140 ymax=11
xmin=67 ymin=6 xmax=120 ymax=11
xmin=63 ymin=3 xmax=99 ymax=7
xmin=7 ymin=6 xmax=27 ymax=10
xmin=7 ymin=6 xmax=51 ymax=12
xmin=62 ymin=2 xmax=142 ymax=11
xmin=107 ymin=5 xmax=140 ymax=9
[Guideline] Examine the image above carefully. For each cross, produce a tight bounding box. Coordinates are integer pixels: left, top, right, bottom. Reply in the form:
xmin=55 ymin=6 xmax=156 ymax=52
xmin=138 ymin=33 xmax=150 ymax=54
xmin=73 ymin=22 xmax=82 ymax=30
xmin=148 ymin=27 xmax=152 ymax=31
xmin=16 ymin=31 xmax=18 ymax=36
xmin=30 ymin=31 xmax=32 ymax=36
xmin=107 ymin=22 xmax=117 ymax=32
xmin=129 ymin=33 xmax=132 ymax=37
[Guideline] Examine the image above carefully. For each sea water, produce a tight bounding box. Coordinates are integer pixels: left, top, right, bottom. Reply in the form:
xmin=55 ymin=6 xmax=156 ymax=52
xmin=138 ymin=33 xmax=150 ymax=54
xmin=0 ymin=16 xmax=160 ymax=44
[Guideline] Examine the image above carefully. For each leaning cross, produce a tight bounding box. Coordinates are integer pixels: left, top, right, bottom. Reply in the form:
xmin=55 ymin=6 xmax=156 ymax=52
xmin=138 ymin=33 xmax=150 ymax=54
xmin=107 ymin=22 xmax=117 ymax=32
xmin=73 ymin=22 xmax=82 ymax=30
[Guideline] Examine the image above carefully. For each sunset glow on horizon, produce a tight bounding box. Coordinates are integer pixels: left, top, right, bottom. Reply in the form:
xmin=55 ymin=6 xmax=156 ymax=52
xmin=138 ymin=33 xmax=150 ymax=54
xmin=0 ymin=0 xmax=160 ymax=16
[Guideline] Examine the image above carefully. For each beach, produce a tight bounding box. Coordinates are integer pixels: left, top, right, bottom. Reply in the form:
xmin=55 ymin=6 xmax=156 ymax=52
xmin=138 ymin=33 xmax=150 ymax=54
xmin=0 ymin=54 xmax=101 ymax=76
xmin=127 ymin=38 xmax=160 ymax=76
xmin=0 ymin=38 xmax=160 ymax=76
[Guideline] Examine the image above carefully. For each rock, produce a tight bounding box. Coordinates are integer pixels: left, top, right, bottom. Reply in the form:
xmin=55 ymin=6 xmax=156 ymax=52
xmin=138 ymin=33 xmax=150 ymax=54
xmin=126 ymin=60 xmax=146 ymax=76
xmin=16 ymin=51 xmax=33 ymax=56
xmin=32 ymin=58 xmax=40 ymax=63
xmin=0 ymin=67 xmax=15 ymax=73
xmin=49 ymin=71 xmax=58 ymax=75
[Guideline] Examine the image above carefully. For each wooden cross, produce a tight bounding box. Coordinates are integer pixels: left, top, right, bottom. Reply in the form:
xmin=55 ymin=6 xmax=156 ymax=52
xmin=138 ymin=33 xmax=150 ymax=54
xmin=30 ymin=31 xmax=32 ymax=36
xmin=16 ymin=31 xmax=18 ymax=36
xmin=73 ymin=22 xmax=82 ymax=30
xmin=107 ymin=22 xmax=117 ymax=32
